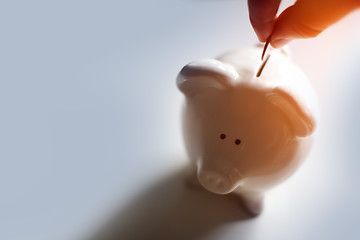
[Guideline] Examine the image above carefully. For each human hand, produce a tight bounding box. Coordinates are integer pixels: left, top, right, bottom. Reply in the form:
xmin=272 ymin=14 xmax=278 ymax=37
xmin=248 ymin=0 xmax=360 ymax=48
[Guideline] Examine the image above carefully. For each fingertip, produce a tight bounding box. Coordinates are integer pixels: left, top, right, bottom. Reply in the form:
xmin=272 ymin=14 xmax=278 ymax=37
xmin=269 ymin=6 xmax=297 ymax=42
xmin=270 ymin=38 xmax=292 ymax=49
xmin=248 ymin=0 xmax=281 ymax=43
xmin=270 ymin=0 xmax=356 ymax=42
xmin=250 ymin=18 xmax=274 ymax=42
xmin=254 ymin=29 xmax=271 ymax=43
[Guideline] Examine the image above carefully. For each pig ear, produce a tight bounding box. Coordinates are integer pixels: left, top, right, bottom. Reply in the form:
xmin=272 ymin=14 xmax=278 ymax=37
xmin=177 ymin=59 xmax=238 ymax=96
xmin=267 ymin=88 xmax=316 ymax=137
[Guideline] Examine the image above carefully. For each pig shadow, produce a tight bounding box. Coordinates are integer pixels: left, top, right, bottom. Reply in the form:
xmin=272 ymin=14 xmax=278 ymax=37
xmin=87 ymin=166 xmax=255 ymax=240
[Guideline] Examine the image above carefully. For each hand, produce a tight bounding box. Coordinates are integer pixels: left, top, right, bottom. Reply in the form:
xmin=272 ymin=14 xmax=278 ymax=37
xmin=248 ymin=0 xmax=360 ymax=48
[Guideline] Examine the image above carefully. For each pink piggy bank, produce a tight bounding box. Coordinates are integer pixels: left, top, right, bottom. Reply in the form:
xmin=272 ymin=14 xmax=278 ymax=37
xmin=177 ymin=46 xmax=318 ymax=215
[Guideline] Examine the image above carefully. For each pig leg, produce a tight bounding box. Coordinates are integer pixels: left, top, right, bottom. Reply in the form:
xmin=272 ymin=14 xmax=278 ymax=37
xmin=185 ymin=163 xmax=202 ymax=187
xmin=236 ymin=191 xmax=264 ymax=215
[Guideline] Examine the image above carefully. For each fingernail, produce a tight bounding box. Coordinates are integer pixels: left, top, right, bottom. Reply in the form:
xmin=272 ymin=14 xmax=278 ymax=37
xmin=271 ymin=38 xmax=291 ymax=49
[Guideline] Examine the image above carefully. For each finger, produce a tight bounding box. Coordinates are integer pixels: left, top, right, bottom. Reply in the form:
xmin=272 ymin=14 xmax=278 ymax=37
xmin=270 ymin=0 xmax=360 ymax=48
xmin=248 ymin=0 xmax=281 ymax=42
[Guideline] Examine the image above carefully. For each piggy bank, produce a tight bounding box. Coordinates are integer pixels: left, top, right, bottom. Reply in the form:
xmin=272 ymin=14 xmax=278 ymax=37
xmin=177 ymin=46 xmax=318 ymax=215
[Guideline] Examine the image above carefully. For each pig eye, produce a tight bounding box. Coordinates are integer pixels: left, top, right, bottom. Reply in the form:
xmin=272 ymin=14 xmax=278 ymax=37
xmin=220 ymin=134 xmax=226 ymax=139
xmin=235 ymin=139 xmax=241 ymax=145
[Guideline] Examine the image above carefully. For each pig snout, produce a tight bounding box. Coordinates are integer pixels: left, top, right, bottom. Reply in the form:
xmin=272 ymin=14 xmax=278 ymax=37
xmin=198 ymin=170 xmax=234 ymax=194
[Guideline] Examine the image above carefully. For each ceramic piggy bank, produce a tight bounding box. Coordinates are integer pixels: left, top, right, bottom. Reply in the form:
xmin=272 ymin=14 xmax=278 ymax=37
xmin=177 ymin=46 xmax=318 ymax=215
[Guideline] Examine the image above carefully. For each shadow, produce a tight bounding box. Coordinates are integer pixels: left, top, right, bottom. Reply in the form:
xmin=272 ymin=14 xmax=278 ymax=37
xmin=87 ymin=166 xmax=255 ymax=240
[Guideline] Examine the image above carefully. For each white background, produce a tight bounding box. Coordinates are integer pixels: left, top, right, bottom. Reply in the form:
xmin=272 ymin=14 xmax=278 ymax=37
xmin=1 ymin=1 xmax=360 ymax=239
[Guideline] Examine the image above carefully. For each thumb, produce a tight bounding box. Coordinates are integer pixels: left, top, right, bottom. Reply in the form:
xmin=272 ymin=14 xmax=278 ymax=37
xmin=270 ymin=0 xmax=360 ymax=48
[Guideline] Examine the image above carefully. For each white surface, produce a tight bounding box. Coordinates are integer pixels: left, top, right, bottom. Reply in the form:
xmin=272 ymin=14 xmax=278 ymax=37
xmin=1 ymin=1 xmax=360 ymax=240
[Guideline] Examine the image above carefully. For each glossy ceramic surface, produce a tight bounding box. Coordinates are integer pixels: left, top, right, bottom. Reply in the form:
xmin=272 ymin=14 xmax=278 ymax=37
xmin=177 ymin=46 xmax=318 ymax=215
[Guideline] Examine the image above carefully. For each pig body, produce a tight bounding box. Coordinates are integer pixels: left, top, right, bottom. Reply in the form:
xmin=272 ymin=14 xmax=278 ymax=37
xmin=177 ymin=46 xmax=318 ymax=215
